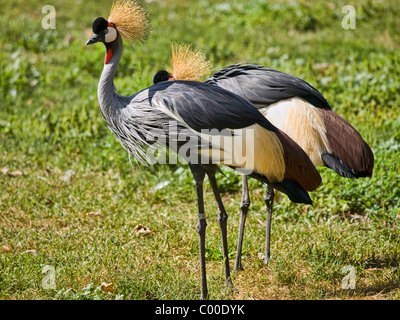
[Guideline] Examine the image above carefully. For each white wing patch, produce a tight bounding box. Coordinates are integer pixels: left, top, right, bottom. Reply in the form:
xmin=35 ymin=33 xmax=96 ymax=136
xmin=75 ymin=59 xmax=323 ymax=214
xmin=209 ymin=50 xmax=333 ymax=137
xmin=261 ymin=98 xmax=331 ymax=167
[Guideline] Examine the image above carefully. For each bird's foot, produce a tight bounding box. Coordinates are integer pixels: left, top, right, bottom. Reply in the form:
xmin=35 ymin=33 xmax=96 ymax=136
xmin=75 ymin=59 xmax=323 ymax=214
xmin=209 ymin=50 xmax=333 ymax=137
xmin=233 ymin=261 xmax=244 ymax=272
xmin=226 ymin=279 xmax=239 ymax=294
xmin=258 ymin=252 xmax=271 ymax=265
xmin=200 ymin=290 xmax=209 ymax=300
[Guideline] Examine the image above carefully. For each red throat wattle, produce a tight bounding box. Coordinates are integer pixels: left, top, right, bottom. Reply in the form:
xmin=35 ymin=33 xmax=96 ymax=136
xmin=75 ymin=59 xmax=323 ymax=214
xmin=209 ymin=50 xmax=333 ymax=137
xmin=104 ymin=22 xmax=115 ymax=64
xmin=105 ymin=47 xmax=113 ymax=64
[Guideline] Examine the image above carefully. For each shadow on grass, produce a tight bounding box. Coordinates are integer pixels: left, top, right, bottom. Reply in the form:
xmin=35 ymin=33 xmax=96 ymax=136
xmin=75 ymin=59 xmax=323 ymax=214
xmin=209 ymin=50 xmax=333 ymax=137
xmin=360 ymin=255 xmax=400 ymax=269
xmin=331 ymin=254 xmax=400 ymax=299
xmin=338 ymin=279 xmax=400 ymax=299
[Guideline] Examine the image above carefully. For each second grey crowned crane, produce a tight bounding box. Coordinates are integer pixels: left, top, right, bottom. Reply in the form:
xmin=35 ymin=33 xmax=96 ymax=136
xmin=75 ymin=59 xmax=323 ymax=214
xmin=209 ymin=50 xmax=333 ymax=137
xmin=86 ymin=0 xmax=321 ymax=299
xmin=154 ymin=44 xmax=374 ymax=271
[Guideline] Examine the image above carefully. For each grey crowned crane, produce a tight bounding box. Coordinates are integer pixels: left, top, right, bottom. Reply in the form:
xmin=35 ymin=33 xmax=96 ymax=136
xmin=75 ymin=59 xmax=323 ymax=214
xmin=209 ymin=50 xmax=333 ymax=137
xmin=86 ymin=1 xmax=321 ymax=299
xmin=154 ymin=44 xmax=374 ymax=270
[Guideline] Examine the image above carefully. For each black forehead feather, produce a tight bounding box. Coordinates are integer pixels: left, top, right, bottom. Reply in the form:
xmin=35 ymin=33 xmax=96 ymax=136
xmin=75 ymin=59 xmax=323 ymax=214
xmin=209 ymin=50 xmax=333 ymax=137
xmin=92 ymin=17 xmax=108 ymax=34
xmin=153 ymin=70 xmax=171 ymax=84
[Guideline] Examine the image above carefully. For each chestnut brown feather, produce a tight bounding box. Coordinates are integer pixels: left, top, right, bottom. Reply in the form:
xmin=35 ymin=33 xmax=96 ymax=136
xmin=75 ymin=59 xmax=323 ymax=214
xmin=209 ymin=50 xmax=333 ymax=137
xmin=320 ymin=109 xmax=374 ymax=178
xmin=274 ymin=130 xmax=322 ymax=191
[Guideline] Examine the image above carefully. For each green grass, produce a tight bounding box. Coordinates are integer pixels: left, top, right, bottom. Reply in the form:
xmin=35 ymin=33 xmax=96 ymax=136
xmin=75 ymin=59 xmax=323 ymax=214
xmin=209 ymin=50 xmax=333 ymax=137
xmin=1 ymin=0 xmax=399 ymax=300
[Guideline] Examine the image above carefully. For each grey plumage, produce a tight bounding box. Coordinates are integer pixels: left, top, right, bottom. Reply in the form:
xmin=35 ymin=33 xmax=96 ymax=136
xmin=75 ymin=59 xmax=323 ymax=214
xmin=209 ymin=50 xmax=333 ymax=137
xmin=205 ymin=63 xmax=332 ymax=110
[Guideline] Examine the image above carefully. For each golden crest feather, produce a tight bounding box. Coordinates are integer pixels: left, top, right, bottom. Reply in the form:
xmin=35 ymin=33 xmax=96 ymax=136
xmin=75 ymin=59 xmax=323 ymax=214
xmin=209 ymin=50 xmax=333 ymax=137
xmin=167 ymin=43 xmax=212 ymax=81
xmin=108 ymin=0 xmax=150 ymax=42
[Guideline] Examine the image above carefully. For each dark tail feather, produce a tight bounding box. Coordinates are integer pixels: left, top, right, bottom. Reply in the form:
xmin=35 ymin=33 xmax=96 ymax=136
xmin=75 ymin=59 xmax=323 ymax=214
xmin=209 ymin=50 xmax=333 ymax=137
xmin=249 ymin=172 xmax=312 ymax=204
xmin=275 ymin=179 xmax=313 ymax=204
xmin=321 ymin=153 xmax=358 ymax=179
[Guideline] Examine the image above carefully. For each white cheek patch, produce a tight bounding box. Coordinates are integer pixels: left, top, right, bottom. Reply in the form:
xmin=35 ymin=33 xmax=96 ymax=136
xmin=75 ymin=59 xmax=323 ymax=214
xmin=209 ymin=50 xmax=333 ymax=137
xmin=105 ymin=26 xmax=117 ymax=43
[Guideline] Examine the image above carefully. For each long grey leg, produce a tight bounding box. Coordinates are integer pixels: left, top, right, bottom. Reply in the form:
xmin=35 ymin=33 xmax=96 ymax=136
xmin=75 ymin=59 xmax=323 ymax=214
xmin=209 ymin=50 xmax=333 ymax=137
xmin=190 ymin=166 xmax=208 ymax=300
xmin=208 ymin=173 xmax=235 ymax=290
xmin=234 ymin=175 xmax=250 ymax=271
xmin=264 ymin=185 xmax=275 ymax=265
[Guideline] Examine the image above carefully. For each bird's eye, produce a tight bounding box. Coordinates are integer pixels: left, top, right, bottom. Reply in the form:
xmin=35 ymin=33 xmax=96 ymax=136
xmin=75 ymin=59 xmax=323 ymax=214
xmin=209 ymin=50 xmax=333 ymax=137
xmin=104 ymin=29 xmax=108 ymax=34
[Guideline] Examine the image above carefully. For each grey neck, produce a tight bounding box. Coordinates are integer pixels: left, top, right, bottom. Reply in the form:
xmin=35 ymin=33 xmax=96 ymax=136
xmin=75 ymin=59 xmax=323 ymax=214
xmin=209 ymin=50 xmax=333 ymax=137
xmin=98 ymin=34 xmax=124 ymax=113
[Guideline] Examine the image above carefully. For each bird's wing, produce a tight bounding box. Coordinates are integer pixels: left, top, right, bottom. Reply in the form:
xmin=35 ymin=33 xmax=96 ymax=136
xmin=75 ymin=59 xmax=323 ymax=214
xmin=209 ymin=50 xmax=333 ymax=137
xmin=205 ymin=63 xmax=332 ymax=110
xmin=145 ymin=80 xmax=278 ymax=133
xmin=119 ymin=81 xmax=277 ymax=166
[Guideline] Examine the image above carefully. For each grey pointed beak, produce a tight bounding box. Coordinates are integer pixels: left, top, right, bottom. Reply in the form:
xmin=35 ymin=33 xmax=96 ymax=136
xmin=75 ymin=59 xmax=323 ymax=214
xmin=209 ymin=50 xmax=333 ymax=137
xmin=86 ymin=34 xmax=99 ymax=45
